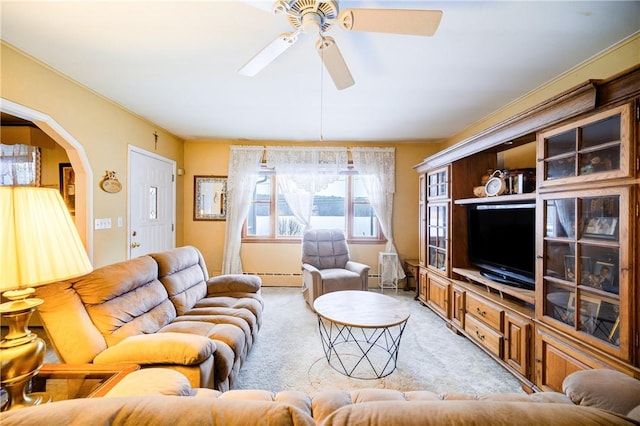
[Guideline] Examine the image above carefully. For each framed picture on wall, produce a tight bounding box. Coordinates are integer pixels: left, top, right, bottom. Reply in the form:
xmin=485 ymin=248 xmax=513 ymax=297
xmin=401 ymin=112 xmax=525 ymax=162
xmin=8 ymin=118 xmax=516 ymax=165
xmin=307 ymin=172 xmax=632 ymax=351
xmin=59 ymin=162 xmax=75 ymax=215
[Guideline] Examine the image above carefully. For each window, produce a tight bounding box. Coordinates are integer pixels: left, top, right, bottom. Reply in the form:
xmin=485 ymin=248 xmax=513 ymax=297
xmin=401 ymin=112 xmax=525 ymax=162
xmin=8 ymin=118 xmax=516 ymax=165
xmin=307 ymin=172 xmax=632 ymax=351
xmin=246 ymin=175 xmax=272 ymax=237
xmin=244 ymin=174 xmax=382 ymax=242
xmin=1 ymin=143 xmax=40 ymax=186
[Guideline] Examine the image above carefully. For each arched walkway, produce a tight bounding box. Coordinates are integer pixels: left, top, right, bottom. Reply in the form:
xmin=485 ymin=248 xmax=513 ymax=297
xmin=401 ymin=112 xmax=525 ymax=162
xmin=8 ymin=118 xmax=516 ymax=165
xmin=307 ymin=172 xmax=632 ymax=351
xmin=1 ymin=98 xmax=94 ymax=261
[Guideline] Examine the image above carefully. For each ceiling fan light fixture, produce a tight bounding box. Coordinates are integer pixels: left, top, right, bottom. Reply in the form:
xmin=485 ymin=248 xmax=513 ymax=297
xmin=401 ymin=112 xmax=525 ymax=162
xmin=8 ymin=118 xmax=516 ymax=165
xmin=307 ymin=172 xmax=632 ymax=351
xmin=301 ymin=12 xmax=322 ymax=34
xmin=285 ymin=0 xmax=338 ymax=32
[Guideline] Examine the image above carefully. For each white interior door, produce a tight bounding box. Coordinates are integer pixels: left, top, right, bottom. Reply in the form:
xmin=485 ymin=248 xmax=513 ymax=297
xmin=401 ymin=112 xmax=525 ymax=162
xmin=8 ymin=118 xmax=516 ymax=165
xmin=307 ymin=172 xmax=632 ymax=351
xmin=128 ymin=146 xmax=175 ymax=258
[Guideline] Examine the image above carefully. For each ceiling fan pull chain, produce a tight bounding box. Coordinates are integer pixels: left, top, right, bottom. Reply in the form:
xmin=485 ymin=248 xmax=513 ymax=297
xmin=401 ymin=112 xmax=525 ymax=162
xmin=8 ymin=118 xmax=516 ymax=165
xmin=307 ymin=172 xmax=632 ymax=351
xmin=319 ymin=41 xmax=324 ymax=142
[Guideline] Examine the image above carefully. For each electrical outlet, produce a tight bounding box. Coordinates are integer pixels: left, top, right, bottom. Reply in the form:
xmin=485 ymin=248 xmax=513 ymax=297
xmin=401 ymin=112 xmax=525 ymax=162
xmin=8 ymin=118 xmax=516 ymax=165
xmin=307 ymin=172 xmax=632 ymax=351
xmin=94 ymin=218 xmax=112 ymax=230
xmin=117 ymin=217 xmax=123 ymax=227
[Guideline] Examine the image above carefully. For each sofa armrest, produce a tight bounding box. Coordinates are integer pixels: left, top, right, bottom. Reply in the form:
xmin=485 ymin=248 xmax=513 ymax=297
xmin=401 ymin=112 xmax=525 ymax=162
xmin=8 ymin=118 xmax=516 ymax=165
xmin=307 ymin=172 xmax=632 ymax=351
xmin=206 ymin=274 xmax=261 ymax=295
xmin=345 ymin=261 xmax=370 ymax=276
xmin=563 ymin=369 xmax=640 ymax=417
xmin=302 ymin=263 xmax=321 ymax=276
xmin=94 ymin=332 xmax=215 ymax=366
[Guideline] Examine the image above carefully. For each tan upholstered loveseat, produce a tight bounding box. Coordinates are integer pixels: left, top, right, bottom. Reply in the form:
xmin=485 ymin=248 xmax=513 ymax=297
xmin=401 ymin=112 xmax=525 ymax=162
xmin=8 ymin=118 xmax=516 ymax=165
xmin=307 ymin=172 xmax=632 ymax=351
xmin=2 ymin=368 xmax=639 ymax=425
xmin=35 ymin=246 xmax=263 ymax=391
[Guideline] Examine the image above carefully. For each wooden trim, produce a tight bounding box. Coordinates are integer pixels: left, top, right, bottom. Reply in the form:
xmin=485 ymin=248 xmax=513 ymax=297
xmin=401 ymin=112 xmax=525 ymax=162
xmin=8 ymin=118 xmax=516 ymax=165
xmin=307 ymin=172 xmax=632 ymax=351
xmin=415 ymin=82 xmax=598 ymax=172
xmin=595 ymin=64 xmax=640 ymax=107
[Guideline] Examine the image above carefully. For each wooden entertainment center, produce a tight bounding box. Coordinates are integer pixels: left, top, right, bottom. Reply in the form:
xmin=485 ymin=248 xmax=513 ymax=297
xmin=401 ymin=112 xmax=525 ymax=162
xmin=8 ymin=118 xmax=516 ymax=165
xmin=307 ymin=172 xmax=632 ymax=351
xmin=414 ymin=66 xmax=639 ymax=392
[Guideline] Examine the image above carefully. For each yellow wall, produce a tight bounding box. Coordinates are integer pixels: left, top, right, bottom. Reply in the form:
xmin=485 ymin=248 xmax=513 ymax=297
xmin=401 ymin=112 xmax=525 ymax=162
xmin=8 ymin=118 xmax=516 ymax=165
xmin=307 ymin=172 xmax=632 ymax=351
xmin=184 ymin=140 xmax=437 ymax=284
xmin=1 ymin=42 xmax=185 ymax=267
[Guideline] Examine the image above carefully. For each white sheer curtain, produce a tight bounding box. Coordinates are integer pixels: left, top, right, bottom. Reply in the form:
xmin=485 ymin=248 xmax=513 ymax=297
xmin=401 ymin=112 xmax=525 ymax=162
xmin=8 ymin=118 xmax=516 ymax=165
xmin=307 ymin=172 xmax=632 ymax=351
xmin=0 ymin=143 xmax=41 ymax=186
xmin=222 ymin=145 xmax=263 ymax=274
xmin=266 ymin=146 xmax=348 ymax=230
xmin=351 ymin=147 xmax=405 ymax=280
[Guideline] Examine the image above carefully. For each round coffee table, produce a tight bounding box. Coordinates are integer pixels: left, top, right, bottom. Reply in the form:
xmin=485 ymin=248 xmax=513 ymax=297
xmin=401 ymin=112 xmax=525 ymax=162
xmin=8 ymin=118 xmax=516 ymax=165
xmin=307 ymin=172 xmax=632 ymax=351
xmin=313 ymin=290 xmax=411 ymax=379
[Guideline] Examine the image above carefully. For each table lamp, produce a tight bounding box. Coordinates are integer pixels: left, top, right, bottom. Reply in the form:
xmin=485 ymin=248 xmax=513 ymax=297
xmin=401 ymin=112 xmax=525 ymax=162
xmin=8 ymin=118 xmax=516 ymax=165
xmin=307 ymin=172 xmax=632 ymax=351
xmin=0 ymin=186 xmax=92 ymax=411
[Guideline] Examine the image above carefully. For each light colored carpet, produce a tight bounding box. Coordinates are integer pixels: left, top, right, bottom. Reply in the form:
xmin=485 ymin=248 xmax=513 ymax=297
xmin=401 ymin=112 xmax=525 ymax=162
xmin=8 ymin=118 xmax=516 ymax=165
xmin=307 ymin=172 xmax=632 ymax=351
xmin=234 ymin=287 xmax=525 ymax=395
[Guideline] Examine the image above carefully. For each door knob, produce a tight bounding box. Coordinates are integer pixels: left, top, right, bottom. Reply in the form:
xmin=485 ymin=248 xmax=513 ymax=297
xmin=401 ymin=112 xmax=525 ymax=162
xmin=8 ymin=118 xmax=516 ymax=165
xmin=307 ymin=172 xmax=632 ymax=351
xmin=131 ymin=242 xmax=140 ymax=248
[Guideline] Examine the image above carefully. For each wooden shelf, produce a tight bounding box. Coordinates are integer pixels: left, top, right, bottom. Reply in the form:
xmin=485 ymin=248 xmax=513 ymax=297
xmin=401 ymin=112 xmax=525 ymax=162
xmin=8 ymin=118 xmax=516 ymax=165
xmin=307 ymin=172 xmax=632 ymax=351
xmin=453 ymin=267 xmax=535 ymax=305
xmin=454 ymin=193 xmax=536 ymax=205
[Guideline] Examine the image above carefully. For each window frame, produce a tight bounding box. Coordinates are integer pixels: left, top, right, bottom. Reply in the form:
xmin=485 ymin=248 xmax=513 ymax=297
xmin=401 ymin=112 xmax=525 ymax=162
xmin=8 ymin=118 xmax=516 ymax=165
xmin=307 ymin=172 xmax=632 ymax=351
xmin=242 ymin=174 xmax=384 ymax=244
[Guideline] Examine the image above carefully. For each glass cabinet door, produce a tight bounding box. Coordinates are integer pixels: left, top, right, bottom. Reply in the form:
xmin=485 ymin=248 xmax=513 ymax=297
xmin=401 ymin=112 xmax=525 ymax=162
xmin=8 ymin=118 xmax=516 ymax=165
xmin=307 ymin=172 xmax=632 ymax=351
xmin=538 ymin=104 xmax=631 ymax=186
xmin=427 ymin=202 xmax=448 ymax=273
xmin=427 ymin=167 xmax=449 ymax=200
xmin=419 ymin=174 xmax=426 ymax=267
xmin=540 ymin=188 xmax=629 ymax=359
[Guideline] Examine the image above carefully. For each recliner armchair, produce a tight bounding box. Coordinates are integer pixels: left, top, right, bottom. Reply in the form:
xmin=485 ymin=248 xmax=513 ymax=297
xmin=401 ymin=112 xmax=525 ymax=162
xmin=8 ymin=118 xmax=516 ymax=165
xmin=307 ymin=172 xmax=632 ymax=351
xmin=301 ymin=229 xmax=370 ymax=306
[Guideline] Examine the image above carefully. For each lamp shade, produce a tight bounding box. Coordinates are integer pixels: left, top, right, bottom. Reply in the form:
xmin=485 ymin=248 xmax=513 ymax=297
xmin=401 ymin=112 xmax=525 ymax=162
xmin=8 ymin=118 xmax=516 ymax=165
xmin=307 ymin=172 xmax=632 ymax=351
xmin=0 ymin=186 xmax=92 ymax=292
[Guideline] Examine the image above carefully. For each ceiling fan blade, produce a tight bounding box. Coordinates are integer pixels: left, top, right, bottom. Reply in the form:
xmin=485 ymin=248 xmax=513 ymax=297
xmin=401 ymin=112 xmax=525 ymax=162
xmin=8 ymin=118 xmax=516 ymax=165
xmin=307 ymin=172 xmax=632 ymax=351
xmin=338 ymin=9 xmax=443 ymax=36
xmin=316 ymin=36 xmax=354 ymax=91
xmin=238 ymin=32 xmax=298 ymax=77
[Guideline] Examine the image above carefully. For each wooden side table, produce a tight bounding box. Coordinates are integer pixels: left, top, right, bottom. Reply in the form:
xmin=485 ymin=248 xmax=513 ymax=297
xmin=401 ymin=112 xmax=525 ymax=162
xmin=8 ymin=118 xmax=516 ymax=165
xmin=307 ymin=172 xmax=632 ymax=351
xmin=404 ymin=259 xmax=420 ymax=296
xmin=30 ymin=363 xmax=140 ymax=401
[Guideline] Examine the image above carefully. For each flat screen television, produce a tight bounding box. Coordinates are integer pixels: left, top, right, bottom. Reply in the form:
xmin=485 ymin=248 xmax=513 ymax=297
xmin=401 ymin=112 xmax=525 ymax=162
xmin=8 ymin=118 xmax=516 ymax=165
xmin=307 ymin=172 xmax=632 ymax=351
xmin=467 ymin=202 xmax=536 ymax=290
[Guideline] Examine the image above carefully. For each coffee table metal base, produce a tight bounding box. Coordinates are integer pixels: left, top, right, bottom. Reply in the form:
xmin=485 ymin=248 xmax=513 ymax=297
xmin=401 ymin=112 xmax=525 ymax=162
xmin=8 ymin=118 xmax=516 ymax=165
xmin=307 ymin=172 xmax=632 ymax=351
xmin=317 ymin=316 xmax=408 ymax=379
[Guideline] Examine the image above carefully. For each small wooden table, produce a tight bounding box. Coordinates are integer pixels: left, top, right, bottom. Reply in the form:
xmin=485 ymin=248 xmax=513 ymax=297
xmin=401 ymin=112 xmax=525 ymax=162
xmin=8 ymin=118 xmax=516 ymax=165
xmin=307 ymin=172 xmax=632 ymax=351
xmin=313 ymin=290 xmax=410 ymax=379
xmin=30 ymin=363 xmax=140 ymax=401
xmin=404 ymin=259 xmax=420 ymax=295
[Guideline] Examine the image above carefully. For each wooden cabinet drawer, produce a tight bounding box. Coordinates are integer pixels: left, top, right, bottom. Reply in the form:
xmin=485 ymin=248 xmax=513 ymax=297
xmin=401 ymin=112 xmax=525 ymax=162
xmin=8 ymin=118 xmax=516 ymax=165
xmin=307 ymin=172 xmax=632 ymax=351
xmin=466 ymin=292 xmax=503 ymax=330
xmin=465 ymin=314 xmax=503 ymax=358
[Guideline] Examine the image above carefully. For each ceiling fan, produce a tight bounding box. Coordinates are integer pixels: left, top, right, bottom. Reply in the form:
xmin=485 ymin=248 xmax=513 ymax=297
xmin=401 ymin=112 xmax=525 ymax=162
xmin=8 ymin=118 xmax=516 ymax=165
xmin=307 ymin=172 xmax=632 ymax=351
xmin=238 ymin=0 xmax=443 ymax=90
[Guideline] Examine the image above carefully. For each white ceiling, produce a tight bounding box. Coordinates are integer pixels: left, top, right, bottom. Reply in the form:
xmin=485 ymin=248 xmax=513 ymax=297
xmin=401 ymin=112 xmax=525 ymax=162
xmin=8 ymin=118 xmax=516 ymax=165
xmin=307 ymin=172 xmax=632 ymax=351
xmin=1 ymin=1 xmax=638 ymax=142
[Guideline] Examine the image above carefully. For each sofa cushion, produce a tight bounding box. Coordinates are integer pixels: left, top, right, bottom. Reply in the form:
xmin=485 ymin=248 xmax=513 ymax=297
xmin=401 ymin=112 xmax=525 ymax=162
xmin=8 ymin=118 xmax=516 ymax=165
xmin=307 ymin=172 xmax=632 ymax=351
xmin=182 ymin=305 xmax=258 ymax=341
xmin=318 ymin=268 xmax=363 ymax=293
xmin=72 ymin=255 xmax=177 ymax=345
xmin=195 ymin=295 xmax=264 ymax=330
xmin=563 ymin=369 xmax=640 ymax=416
xmin=217 ymin=390 xmax=312 ymax=417
xmin=207 ymin=274 xmax=262 ymax=293
xmin=93 ymin=332 xmax=215 ymax=365
xmin=36 ymin=281 xmax=108 ymax=364
xmin=0 ymin=396 xmax=316 ymax=426
xmin=302 ymin=229 xmax=350 ymax=269
xmin=151 ymin=246 xmax=209 ymax=315
xmin=321 ymin=401 xmax=636 ymax=426
xmin=160 ymin=320 xmax=244 ymax=390
xmin=105 ymin=368 xmax=194 ymax=397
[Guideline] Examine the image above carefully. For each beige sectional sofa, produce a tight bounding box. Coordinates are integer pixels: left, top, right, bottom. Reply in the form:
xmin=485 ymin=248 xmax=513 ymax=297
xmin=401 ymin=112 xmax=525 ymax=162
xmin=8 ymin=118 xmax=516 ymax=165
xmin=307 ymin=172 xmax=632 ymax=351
xmin=2 ymin=368 xmax=639 ymax=425
xmin=35 ymin=246 xmax=263 ymax=391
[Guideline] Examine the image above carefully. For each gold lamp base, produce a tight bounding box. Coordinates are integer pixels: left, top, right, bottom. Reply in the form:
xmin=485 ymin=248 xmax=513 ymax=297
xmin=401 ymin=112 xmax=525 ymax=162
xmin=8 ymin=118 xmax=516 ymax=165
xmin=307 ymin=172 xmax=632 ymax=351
xmin=0 ymin=294 xmax=51 ymax=411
